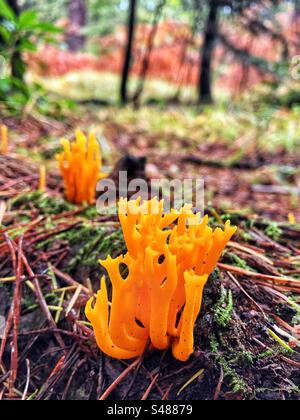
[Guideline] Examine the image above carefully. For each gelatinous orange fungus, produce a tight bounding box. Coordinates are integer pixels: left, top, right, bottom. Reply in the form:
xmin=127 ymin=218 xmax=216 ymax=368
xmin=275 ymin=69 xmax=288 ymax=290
xmin=56 ymin=130 xmax=107 ymax=205
xmin=86 ymin=198 xmax=237 ymax=361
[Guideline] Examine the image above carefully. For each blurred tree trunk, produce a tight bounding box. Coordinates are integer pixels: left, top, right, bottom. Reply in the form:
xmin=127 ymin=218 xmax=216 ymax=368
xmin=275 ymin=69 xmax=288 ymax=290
xmin=120 ymin=0 xmax=138 ymax=104
xmin=66 ymin=0 xmax=87 ymax=52
xmin=293 ymin=0 xmax=300 ymax=25
xmin=7 ymin=0 xmax=26 ymax=84
xmin=198 ymin=0 xmax=219 ymax=104
xmin=294 ymin=0 xmax=300 ymax=14
xmin=174 ymin=0 xmax=201 ymax=100
xmin=133 ymin=0 xmax=166 ymax=107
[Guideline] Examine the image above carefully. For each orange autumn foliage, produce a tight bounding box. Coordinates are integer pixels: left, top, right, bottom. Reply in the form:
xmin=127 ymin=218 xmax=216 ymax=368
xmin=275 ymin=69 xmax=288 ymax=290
xmin=86 ymin=198 xmax=236 ymax=362
xmin=56 ymin=130 xmax=107 ymax=205
xmin=29 ymin=11 xmax=299 ymax=94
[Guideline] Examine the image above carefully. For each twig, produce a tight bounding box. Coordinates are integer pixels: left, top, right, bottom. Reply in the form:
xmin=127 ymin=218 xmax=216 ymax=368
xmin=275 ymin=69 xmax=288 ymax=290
xmin=228 ymin=240 xmax=274 ymax=266
xmin=226 ymin=272 xmax=267 ymax=318
xmin=0 ymin=234 xmax=17 ymax=366
xmin=61 ymin=357 xmax=86 ymax=400
xmin=176 ymin=368 xmax=205 ymax=397
xmin=51 ymin=266 xmax=93 ymax=297
xmin=8 ymin=236 xmax=24 ymax=396
xmin=218 ymin=263 xmax=300 ymax=288
xmin=66 ymin=285 xmax=83 ymax=316
xmin=162 ymin=384 xmax=173 ymax=400
xmin=22 ymin=359 xmax=30 ymax=401
xmin=122 ymin=341 xmax=151 ymax=400
xmin=0 ymin=201 xmax=6 ymax=225
xmin=99 ymin=357 xmax=141 ymax=400
xmin=141 ymin=374 xmax=159 ymax=400
xmin=17 ymin=243 xmax=66 ymax=350
xmin=97 ymin=353 xmax=105 ymax=397
xmin=280 ymin=355 xmax=300 ymax=369
xmin=252 ymin=185 xmax=300 ymax=195
xmin=213 ymin=367 xmax=224 ymax=401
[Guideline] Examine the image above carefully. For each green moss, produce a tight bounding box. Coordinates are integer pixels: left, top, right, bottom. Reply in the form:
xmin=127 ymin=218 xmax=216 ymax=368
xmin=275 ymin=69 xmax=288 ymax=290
xmin=257 ymin=349 xmax=275 ymax=360
xmin=264 ymin=222 xmax=283 ymax=241
xmin=11 ymin=191 xmax=75 ymax=215
xmin=210 ymin=335 xmax=251 ymax=396
xmin=255 ymin=384 xmax=300 ymax=398
xmin=213 ymin=286 xmax=234 ymax=328
xmin=36 ymin=221 xmax=125 ymax=272
xmin=239 ymin=230 xmax=252 ymax=243
xmin=229 ymin=253 xmax=253 ymax=271
xmin=67 ymin=227 xmax=124 ymax=270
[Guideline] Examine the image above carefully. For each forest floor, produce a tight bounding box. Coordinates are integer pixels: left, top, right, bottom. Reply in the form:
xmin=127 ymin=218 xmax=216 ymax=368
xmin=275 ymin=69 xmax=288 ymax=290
xmin=0 ymin=102 xmax=299 ymax=400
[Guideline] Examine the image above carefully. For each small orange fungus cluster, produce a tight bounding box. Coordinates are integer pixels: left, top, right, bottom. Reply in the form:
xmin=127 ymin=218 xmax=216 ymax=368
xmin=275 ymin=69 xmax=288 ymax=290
xmin=56 ymin=130 xmax=107 ymax=205
xmin=86 ymin=198 xmax=237 ymax=362
xmin=39 ymin=165 xmax=46 ymax=192
xmin=1 ymin=125 xmax=8 ymax=154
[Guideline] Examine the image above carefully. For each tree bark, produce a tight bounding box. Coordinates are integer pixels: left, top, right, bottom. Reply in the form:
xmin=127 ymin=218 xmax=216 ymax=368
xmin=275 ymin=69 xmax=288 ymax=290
xmin=120 ymin=0 xmax=138 ymax=104
xmin=132 ymin=0 xmax=166 ymax=107
xmin=7 ymin=0 xmax=26 ymax=84
xmin=295 ymin=0 xmax=300 ymax=14
xmin=292 ymin=0 xmax=300 ymax=36
xmin=66 ymin=0 xmax=87 ymax=52
xmin=198 ymin=0 xmax=219 ymax=104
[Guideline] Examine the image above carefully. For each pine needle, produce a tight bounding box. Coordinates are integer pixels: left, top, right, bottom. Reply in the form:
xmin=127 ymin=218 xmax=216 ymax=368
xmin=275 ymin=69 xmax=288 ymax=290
xmin=267 ymin=328 xmax=294 ymax=353
xmin=177 ymin=368 xmax=205 ymax=396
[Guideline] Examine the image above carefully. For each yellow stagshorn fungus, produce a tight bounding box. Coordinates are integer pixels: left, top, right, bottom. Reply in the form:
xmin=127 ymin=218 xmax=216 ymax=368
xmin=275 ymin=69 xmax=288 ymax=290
xmin=86 ymin=198 xmax=237 ymax=362
xmin=56 ymin=130 xmax=107 ymax=205
xmin=39 ymin=165 xmax=46 ymax=192
xmin=1 ymin=125 xmax=8 ymax=154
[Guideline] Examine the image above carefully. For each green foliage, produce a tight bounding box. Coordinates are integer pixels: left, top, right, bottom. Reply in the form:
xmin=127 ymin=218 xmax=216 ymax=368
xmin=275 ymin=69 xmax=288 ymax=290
xmin=34 ymin=89 xmax=76 ymax=118
xmin=24 ymin=0 xmax=199 ymax=40
xmin=0 ymin=0 xmax=61 ymax=113
xmin=23 ymin=0 xmax=68 ymax=23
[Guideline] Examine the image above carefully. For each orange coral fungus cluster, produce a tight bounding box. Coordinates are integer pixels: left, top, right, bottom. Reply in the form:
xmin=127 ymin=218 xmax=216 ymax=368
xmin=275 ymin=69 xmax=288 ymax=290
xmin=86 ymin=198 xmax=236 ymax=362
xmin=56 ymin=130 xmax=107 ymax=205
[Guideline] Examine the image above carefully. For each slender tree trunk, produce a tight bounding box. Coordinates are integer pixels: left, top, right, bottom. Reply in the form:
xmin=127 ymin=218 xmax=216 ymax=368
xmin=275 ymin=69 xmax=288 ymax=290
xmin=133 ymin=0 xmax=166 ymax=107
xmin=8 ymin=0 xmax=26 ymax=84
xmin=198 ymin=0 xmax=219 ymax=104
xmin=175 ymin=0 xmax=201 ymax=99
xmin=120 ymin=0 xmax=138 ymax=104
xmin=292 ymin=0 xmax=300 ymax=38
xmin=66 ymin=0 xmax=87 ymax=52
